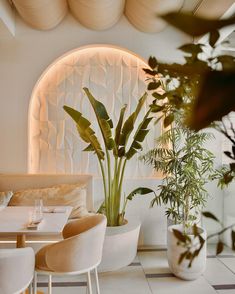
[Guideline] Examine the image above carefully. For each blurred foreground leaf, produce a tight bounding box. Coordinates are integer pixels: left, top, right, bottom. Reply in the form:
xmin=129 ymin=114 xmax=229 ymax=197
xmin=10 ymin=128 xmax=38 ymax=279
xmin=188 ymin=71 xmax=235 ymax=131
xmin=161 ymin=12 xmax=235 ymax=37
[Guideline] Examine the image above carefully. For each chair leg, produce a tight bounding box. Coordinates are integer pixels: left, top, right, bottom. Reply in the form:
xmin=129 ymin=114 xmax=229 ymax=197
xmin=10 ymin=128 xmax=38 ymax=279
xmin=29 ymin=282 xmax=33 ymax=294
xmin=87 ymin=271 xmax=92 ymax=294
xmin=94 ymin=267 xmax=100 ymax=294
xmin=33 ymin=272 xmax=37 ymax=294
xmin=48 ymin=275 xmax=52 ymax=294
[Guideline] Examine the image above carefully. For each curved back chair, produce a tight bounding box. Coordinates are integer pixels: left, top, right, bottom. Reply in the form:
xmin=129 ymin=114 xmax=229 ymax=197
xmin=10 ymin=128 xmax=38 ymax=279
xmin=35 ymin=214 xmax=107 ymax=294
xmin=0 ymin=247 xmax=35 ymax=294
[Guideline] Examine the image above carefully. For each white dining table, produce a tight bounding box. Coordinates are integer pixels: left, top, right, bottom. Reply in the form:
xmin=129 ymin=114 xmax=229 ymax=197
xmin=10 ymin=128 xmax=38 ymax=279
xmin=0 ymin=206 xmax=73 ymax=248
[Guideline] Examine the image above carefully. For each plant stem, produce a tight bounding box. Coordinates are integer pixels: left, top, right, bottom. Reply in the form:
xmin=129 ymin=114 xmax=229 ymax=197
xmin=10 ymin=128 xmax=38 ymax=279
xmin=98 ymin=158 xmax=108 ymax=216
xmin=111 ymin=157 xmax=118 ymax=225
xmin=118 ymin=158 xmax=127 ymax=223
xmin=105 ymin=148 xmax=113 ymax=225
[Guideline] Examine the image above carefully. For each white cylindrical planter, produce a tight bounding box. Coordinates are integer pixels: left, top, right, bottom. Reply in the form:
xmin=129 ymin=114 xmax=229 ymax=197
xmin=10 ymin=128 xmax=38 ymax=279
xmin=13 ymin=0 xmax=67 ymax=30
xmin=98 ymin=219 xmax=140 ymax=272
xmin=167 ymin=224 xmax=207 ymax=280
xmin=125 ymin=0 xmax=184 ymax=33
xmin=68 ymin=0 xmax=125 ymax=30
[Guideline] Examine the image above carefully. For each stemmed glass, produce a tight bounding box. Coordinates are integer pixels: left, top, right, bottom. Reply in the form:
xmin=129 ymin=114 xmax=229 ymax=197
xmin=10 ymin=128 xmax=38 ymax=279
xmin=34 ymin=199 xmax=43 ymax=223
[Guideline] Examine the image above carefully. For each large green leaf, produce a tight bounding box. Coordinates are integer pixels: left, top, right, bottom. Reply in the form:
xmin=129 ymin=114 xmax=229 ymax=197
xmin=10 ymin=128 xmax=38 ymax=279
xmin=118 ymin=92 xmax=148 ymax=156
xmin=83 ymin=87 xmax=114 ymax=150
xmin=114 ymin=104 xmax=127 ymax=156
xmin=161 ymin=12 xmax=235 ymax=37
xmin=63 ymin=105 xmax=104 ymax=160
xmin=126 ymin=187 xmax=156 ymax=201
xmin=126 ymin=110 xmax=153 ymax=159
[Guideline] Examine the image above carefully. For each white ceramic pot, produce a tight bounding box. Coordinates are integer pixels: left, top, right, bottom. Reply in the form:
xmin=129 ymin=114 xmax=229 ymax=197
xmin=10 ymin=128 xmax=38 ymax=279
xmin=98 ymin=219 xmax=141 ymax=272
xmin=167 ymin=224 xmax=207 ymax=280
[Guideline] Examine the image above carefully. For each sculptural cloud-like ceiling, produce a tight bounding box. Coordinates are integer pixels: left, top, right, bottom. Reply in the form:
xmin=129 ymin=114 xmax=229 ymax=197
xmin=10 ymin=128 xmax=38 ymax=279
xmin=10 ymin=0 xmax=185 ymax=32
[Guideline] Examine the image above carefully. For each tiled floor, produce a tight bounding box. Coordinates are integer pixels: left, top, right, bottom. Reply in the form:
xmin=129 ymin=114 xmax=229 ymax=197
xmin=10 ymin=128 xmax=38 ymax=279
xmin=36 ymin=245 xmax=235 ymax=293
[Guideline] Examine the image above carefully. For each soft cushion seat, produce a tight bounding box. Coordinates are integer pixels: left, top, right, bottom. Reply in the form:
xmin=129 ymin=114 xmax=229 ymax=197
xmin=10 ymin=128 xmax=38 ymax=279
xmin=9 ymin=183 xmax=89 ymax=219
xmin=35 ymin=214 xmax=107 ymax=272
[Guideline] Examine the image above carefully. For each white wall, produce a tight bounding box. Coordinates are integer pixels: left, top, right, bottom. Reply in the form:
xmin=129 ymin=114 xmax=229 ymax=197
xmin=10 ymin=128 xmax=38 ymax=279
xmin=0 ymin=14 xmax=223 ymax=245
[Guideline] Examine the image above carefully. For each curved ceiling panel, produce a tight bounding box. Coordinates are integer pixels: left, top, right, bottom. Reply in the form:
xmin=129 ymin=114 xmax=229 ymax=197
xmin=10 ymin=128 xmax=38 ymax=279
xmin=11 ymin=0 xmax=188 ymax=32
xmin=12 ymin=0 xmax=68 ymax=30
xmin=125 ymin=0 xmax=184 ymax=33
xmin=68 ymin=0 xmax=125 ymax=30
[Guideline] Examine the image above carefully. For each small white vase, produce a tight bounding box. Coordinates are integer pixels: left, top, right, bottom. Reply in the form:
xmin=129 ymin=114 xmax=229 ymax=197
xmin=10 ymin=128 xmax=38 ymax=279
xmin=98 ymin=219 xmax=140 ymax=272
xmin=167 ymin=224 xmax=207 ymax=280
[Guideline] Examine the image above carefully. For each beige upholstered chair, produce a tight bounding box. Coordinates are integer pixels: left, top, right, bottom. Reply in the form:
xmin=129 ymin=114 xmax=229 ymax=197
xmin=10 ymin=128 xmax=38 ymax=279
xmin=34 ymin=214 xmax=107 ymax=294
xmin=0 ymin=248 xmax=35 ymax=294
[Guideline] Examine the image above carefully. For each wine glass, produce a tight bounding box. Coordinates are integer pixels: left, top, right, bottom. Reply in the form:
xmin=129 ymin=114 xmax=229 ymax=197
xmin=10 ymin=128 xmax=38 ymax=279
xmin=34 ymin=199 xmax=43 ymax=223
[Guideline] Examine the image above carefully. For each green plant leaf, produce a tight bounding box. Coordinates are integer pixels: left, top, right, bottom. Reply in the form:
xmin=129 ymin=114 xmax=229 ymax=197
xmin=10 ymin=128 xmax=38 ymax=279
xmin=202 ymin=211 xmax=219 ymax=222
xmin=161 ymin=12 xmax=235 ymax=37
xmin=126 ymin=187 xmax=155 ymax=201
xmin=148 ymin=81 xmax=160 ymax=91
xmin=63 ymin=105 xmax=104 ymax=160
xmin=142 ymin=68 xmax=158 ymax=76
xmin=148 ymin=56 xmax=158 ymax=69
xmin=178 ymin=251 xmax=188 ymax=265
xmin=164 ymin=113 xmax=174 ymax=128
xmin=217 ymin=55 xmax=235 ymax=71
xmin=151 ymin=104 xmax=164 ymax=113
xmin=188 ymin=71 xmax=235 ymax=131
xmin=83 ymin=144 xmax=94 ymax=152
xmin=152 ymin=92 xmax=167 ymax=100
xmin=192 ymin=224 xmax=199 ymax=236
xmin=231 ymin=230 xmax=235 ymax=250
xmin=83 ymin=87 xmax=114 ymax=150
xmin=178 ymin=44 xmax=203 ymax=55
xmin=209 ymin=30 xmax=220 ymax=48
xmin=172 ymin=229 xmax=186 ymax=243
xmin=114 ymin=104 xmax=127 ymax=155
xmin=118 ymin=92 xmax=148 ymax=156
xmin=216 ymin=241 xmax=224 ymax=255
xmin=126 ymin=111 xmax=153 ymax=159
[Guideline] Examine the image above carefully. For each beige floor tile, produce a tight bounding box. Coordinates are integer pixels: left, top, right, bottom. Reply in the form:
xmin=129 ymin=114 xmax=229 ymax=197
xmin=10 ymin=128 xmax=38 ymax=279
xmin=148 ymin=276 xmax=216 ymax=294
xmin=138 ymin=251 xmax=170 ymax=274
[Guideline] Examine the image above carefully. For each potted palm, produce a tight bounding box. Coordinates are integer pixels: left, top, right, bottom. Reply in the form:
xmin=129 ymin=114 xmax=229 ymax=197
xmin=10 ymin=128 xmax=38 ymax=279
xmin=142 ymin=53 xmax=216 ymax=278
xmin=142 ymin=116 xmax=214 ymax=279
xmin=64 ymin=87 xmax=155 ymax=271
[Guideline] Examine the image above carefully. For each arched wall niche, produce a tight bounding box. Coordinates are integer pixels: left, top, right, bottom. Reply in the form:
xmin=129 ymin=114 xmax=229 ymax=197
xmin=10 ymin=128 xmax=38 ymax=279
xmin=28 ymin=45 xmax=160 ymax=177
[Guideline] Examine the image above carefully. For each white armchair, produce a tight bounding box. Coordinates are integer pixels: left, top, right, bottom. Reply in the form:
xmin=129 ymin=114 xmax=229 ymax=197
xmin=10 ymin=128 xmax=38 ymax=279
xmin=34 ymin=214 xmax=107 ymax=294
xmin=0 ymin=247 xmax=35 ymax=294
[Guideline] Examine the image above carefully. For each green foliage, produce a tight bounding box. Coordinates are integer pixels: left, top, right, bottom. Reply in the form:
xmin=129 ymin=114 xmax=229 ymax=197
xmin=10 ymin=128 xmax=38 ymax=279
xmin=142 ymin=117 xmax=215 ymax=228
xmin=161 ymin=12 xmax=235 ymax=37
xmin=152 ymin=11 xmax=235 ymax=262
xmin=63 ymin=106 xmax=105 ymax=160
xmin=64 ymin=88 xmax=155 ymax=226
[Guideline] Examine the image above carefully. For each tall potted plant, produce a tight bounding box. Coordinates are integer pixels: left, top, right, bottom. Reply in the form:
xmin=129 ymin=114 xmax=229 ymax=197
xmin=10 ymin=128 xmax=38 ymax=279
xmin=142 ymin=53 xmax=216 ymax=278
xmin=142 ymin=116 xmax=215 ymax=279
xmin=64 ymin=87 xmax=155 ymax=271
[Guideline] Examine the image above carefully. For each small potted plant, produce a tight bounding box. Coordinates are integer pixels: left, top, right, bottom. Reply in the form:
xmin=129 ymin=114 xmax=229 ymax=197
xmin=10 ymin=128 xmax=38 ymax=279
xmin=64 ymin=87 xmax=155 ymax=271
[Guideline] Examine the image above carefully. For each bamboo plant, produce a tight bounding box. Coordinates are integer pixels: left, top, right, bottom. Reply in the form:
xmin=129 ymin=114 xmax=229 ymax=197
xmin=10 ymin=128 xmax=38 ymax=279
xmin=64 ymin=87 xmax=155 ymax=226
xmin=142 ymin=117 xmax=215 ymax=231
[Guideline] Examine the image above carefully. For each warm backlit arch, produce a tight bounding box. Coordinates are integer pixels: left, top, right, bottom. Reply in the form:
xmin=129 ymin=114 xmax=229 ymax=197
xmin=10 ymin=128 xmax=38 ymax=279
xmin=28 ymin=45 xmax=159 ymax=176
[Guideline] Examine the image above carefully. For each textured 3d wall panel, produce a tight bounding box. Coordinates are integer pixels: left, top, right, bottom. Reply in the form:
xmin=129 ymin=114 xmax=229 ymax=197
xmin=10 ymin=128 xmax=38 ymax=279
xmin=29 ymin=46 xmax=159 ymax=176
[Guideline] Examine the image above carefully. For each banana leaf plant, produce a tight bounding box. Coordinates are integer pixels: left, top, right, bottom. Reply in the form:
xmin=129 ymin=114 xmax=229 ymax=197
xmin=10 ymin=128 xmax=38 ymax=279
xmin=64 ymin=87 xmax=155 ymax=226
